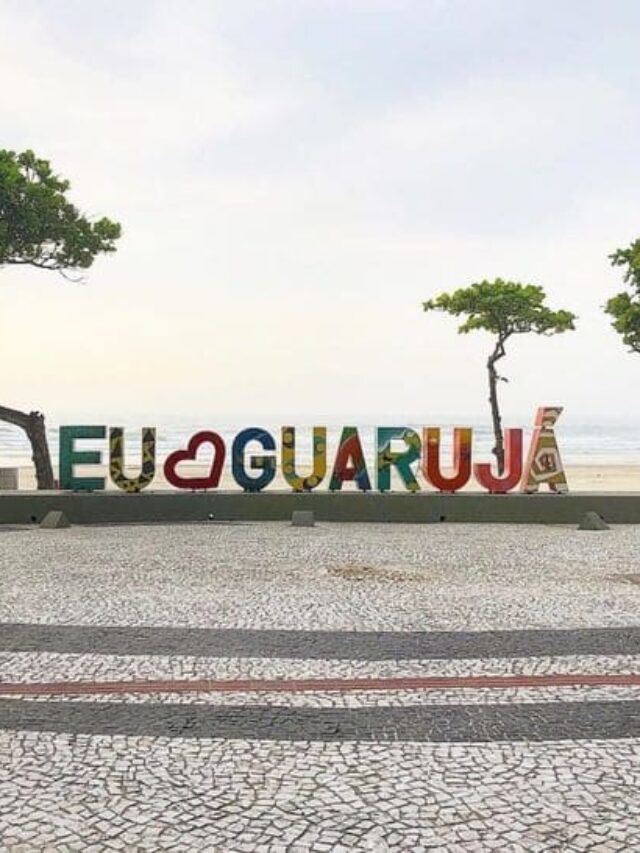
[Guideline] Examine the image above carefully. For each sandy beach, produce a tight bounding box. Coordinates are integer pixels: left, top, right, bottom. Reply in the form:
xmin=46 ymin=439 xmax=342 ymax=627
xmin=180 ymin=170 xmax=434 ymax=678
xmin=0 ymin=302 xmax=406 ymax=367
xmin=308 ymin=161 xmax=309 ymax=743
xmin=5 ymin=464 xmax=640 ymax=492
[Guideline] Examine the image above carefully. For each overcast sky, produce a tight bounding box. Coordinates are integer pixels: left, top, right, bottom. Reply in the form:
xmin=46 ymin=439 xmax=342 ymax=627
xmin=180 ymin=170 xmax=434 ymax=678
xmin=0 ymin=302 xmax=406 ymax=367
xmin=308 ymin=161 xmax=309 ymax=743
xmin=2 ymin=0 xmax=639 ymax=430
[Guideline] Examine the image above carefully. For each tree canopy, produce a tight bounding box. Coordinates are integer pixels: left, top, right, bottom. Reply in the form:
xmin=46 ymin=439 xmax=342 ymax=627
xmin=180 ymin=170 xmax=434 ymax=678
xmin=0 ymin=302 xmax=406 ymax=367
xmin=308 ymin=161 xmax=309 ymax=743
xmin=0 ymin=149 xmax=121 ymax=275
xmin=606 ymin=239 xmax=640 ymax=354
xmin=0 ymin=147 xmax=122 ymax=490
xmin=423 ymin=279 xmax=576 ymax=342
xmin=423 ymin=278 xmax=576 ymax=475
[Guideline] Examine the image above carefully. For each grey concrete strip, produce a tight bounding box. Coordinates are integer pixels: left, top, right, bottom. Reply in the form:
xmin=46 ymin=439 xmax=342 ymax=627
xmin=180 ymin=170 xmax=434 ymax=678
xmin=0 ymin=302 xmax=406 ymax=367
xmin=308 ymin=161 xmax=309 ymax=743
xmin=1 ymin=698 xmax=640 ymax=742
xmin=2 ymin=490 xmax=640 ymax=525
xmin=2 ymin=623 xmax=640 ymax=659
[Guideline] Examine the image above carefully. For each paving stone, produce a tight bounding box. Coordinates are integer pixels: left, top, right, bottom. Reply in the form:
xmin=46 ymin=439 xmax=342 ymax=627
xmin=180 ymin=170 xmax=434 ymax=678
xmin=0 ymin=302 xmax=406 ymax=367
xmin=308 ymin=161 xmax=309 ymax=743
xmin=0 ymin=522 xmax=640 ymax=848
xmin=2 ymin=522 xmax=640 ymax=632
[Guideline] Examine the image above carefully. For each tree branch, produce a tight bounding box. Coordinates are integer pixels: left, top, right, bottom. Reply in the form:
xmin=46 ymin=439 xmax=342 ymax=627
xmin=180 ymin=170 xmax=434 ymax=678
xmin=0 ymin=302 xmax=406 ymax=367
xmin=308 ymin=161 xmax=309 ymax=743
xmin=0 ymin=404 xmax=32 ymax=430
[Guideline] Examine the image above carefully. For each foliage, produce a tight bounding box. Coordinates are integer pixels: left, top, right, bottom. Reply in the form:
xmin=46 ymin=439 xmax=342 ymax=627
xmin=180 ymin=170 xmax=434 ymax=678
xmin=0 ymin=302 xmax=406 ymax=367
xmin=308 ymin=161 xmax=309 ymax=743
xmin=0 ymin=149 xmax=121 ymax=275
xmin=606 ymin=239 xmax=640 ymax=354
xmin=609 ymin=239 xmax=640 ymax=289
xmin=0 ymin=148 xmax=121 ymax=490
xmin=423 ymin=278 xmax=576 ymax=474
xmin=422 ymin=279 xmax=576 ymax=344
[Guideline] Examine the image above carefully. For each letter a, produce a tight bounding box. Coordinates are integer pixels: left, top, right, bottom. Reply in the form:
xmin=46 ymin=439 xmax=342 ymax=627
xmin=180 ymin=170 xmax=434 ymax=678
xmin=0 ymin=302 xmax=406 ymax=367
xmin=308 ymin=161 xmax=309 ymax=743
xmin=521 ymin=407 xmax=569 ymax=493
xmin=329 ymin=427 xmax=371 ymax=491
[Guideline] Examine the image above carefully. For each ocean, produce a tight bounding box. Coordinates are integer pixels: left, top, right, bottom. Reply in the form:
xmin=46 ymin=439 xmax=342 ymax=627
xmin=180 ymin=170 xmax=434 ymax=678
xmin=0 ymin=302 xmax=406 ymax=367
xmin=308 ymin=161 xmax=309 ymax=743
xmin=1 ymin=422 xmax=639 ymax=468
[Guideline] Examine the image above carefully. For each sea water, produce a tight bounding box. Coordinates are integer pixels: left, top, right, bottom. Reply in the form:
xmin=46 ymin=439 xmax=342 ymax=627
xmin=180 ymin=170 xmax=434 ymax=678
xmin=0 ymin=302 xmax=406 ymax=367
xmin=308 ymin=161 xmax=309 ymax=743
xmin=1 ymin=422 xmax=639 ymax=468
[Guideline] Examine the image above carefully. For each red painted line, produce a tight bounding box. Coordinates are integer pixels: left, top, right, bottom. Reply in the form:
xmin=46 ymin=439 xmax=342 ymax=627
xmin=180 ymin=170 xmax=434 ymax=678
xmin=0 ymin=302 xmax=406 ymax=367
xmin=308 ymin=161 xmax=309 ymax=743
xmin=1 ymin=673 xmax=640 ymax=697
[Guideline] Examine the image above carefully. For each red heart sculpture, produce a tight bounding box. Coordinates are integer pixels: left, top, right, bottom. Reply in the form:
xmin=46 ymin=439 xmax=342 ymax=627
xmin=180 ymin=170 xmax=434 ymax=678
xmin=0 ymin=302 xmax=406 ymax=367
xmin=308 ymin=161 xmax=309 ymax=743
xmin=164 ymin=431 xmax=226 ymax=490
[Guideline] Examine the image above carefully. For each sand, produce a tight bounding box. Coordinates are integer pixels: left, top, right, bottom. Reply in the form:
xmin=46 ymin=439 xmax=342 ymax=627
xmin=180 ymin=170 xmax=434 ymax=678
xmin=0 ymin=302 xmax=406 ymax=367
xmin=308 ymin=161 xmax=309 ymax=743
xmin=4 ymin=464 xmax=640 ymax=493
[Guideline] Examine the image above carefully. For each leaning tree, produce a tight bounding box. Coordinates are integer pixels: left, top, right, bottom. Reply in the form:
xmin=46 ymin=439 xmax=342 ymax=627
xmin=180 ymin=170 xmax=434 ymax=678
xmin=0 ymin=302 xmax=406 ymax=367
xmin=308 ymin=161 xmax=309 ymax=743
xmin=0 ymin=149 xmax=121 ymax=488
xmin=423 ymin=279 xmax=576 ymax=474
xmin=605 ymin=238 xmax=640 ymax=355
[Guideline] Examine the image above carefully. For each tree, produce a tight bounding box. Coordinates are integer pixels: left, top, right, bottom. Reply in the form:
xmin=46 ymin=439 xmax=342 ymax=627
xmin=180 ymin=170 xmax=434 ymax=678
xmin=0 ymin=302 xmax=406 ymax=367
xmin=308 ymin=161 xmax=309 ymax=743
xmin=605 ymin=238 xmax=640 ymax=354
xmin=423 ymin=279 xmax=576 ymax=474
xmin=0 ymin=149 xmax=121 ymax=489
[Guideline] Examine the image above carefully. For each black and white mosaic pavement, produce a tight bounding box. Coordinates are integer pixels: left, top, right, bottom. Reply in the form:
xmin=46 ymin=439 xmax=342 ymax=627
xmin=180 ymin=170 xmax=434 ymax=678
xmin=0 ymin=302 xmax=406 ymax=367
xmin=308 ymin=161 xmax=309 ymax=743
xmin=1 ymin=522 xmax=640 ymax=849
xmin=4 ymin=622 xmax=640 ymax=658
xmin=2 ymin=695 xmax=640 ymax=743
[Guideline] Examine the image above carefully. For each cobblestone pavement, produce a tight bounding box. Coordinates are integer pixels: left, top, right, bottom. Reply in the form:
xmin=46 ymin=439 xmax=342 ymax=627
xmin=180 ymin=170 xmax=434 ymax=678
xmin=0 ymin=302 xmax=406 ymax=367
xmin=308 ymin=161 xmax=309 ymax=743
xmin=1 ymin=521 xmax=640 ymax=850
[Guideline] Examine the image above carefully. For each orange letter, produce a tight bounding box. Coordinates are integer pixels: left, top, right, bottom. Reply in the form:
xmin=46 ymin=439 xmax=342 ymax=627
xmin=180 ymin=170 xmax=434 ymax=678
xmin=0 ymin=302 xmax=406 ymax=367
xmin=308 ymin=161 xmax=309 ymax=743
xmin=422 ymin=427 xmax=472 ymax=492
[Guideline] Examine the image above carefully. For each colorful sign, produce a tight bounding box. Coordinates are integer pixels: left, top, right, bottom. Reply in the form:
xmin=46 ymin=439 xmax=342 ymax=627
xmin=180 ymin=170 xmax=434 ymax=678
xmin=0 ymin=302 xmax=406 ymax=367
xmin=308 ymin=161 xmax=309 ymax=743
xmin=521 ymin=407 xmax=568 ymax=494
xmin=57 ymin=407 xmax=568 ymax=495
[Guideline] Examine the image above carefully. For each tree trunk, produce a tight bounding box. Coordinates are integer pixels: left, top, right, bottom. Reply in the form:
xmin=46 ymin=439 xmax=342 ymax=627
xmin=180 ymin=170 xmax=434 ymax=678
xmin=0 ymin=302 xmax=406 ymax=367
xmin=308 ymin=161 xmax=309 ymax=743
xmin=0 ymin=404 xmax=55 ymax=489
xmin=487 ymin=339 xmax=507 ymax=476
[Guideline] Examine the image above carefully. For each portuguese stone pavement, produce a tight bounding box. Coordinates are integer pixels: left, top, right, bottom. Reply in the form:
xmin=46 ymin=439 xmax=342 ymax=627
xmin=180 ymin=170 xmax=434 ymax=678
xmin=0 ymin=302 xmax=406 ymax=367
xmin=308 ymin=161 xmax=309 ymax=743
xmin=1 ymin=521 xmax=640 ymax=850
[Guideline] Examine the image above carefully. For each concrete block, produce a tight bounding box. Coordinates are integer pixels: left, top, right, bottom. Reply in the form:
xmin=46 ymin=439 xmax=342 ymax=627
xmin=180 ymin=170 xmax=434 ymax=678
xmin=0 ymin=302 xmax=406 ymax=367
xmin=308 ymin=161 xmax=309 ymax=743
xmin=291 ymin=510 xmax=315 ymax=527
xmin=578 ymin=511 xmax=610 ymax=531
xmin=40 ymin=510 xmax=71 ymax=530
xmin=0 ymin=468 xmax=18 ymax=490
xmin=1 ymin=492 xmax=640 ymax=527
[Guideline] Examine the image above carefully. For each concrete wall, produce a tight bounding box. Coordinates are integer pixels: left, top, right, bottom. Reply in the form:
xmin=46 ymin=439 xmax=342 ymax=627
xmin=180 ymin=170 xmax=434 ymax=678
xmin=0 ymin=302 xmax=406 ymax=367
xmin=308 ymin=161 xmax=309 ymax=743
xmin=1 ymin=490 xmax=639 ymax=525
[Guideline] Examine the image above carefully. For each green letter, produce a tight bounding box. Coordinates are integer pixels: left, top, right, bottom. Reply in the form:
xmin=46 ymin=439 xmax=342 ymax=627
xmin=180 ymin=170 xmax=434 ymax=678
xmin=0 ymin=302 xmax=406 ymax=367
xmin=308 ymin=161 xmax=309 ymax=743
xmin=376 ymin=427 xmax=421 ymax=492
xmin=59 ymin=425 xmax=107 ymax=490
